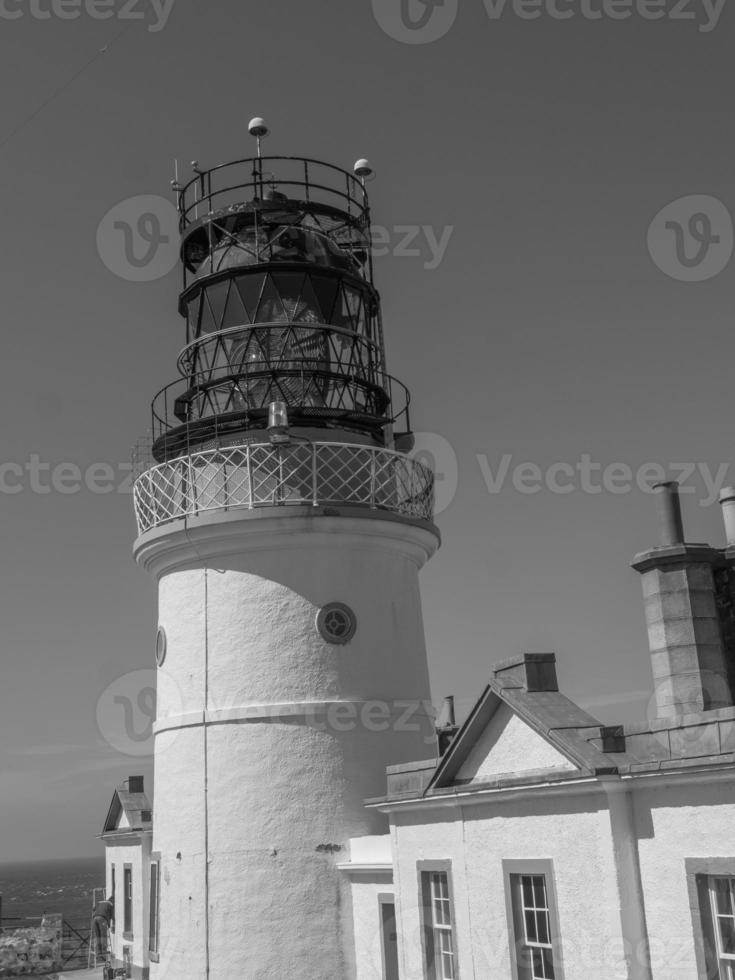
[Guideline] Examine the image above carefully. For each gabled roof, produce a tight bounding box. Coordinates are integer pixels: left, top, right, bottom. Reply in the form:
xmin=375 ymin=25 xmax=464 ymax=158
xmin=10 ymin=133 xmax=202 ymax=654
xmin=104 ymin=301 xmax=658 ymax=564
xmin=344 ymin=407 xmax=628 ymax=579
xmin=101 ymin=777 xmax=152 ymax=837
xmin=426 ymin=654 xmax=616 ymax=794
xmin=371 ymin=653 xmax=735 ymax=809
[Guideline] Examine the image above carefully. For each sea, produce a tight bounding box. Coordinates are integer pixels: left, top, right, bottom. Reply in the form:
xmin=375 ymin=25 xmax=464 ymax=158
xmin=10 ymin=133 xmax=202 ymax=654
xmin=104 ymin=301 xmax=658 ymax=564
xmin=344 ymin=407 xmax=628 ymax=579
xmin=0 ymin=856 xmax=105 ymax=931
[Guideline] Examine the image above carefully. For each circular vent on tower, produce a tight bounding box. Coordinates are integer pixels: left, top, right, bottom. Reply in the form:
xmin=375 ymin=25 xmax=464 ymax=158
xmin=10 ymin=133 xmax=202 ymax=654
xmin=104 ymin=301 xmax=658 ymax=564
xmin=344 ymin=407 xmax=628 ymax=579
xmin=316 ymin=603 xmax=357 ymax=645
xmin=155 ymin=626 xmax=167 ymax=666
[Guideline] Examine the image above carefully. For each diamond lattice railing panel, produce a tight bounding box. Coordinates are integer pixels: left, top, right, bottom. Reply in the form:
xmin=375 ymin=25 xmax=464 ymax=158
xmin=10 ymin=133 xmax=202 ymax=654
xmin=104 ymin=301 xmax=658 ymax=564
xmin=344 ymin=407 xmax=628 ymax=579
xmin=133 ymin=442 xmax=434 ymax=534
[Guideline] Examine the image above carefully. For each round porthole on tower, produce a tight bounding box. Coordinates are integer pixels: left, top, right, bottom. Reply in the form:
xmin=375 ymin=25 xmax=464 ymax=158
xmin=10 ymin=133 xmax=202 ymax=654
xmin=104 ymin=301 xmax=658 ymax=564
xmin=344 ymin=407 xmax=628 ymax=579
xmin=155 ymin=626 xmax=167 ymax=666
xmin=316 ymin=603 xmax=357 ymax=645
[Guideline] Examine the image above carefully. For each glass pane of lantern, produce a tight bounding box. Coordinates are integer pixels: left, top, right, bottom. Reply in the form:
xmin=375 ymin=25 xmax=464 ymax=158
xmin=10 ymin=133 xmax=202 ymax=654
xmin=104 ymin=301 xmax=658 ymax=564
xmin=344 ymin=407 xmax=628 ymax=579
xmin=271 ymin=272 xmax=306 ymax=321
xmin=235 ymin=274 xmax=265 ymax=322
xmin=205 ymin=280 xmax=229 ymax=330
xmin=187 ymin=295 xmax=201 ymax=339
xmin=222 ymin=281 xmax=248 ymax=329
xmin=343 ymin=285 xmax=363 ymax=323
xmin=257 ymin=275 xmax=287 ymax=322
xmin=199 ymin=293 xmax=217 ymax=334
xmin=296 ymin=276 xmax=323 ymax=323
xmin=309 ymin=275 xmax=340 ymax=323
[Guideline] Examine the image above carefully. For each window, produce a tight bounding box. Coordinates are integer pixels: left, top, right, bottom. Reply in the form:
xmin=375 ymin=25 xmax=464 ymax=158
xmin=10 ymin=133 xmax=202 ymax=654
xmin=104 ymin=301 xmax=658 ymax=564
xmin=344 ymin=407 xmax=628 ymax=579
xmin=512 ymin=875 xmax=555 ymax=979
xmin=420 ymin=868 xmax=458 ymax=980
xmin=504 ymin=862 xmax=563 ymax=980
xmin=149 ymin=860 xmax=160 ymax=957
xmin=111 ymin=866 xmax=116 ymax=933
xmin=710 ymin=877 xmax=735 ymax=978
xmin=379 ymin=895 xmax=399 ymax=980
xmin=123 ymin=866 xmax=133 ymax=937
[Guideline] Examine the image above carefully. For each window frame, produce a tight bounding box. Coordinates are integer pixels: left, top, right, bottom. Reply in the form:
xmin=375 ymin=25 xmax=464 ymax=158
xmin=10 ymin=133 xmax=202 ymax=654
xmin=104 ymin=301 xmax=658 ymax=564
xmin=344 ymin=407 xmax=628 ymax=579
xmin=149 ymin=854 xmax=161 ymax=961
xmin=417 ymin=860 xmax=460 ymax=980
xmin=378 ymin=892 xmax=399 ymax=980
xmin=686 ymin=858 xmax=735 ymax=979
xmin=711 ymin=877 xmax=735 ymax=970
xmin=110 ymin=865 xmax=116 ymax=934
xmin=503 ymin=860 xmax=564 ymax=980
xmin=123 ymin=864 xmax=133 ymax=940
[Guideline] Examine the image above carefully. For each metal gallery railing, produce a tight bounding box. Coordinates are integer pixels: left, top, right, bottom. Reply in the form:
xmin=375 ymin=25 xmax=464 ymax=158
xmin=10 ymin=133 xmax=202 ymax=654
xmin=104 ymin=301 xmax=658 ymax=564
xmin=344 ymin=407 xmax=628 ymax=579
xmin=133 ymin=441 xmax=434 ymax=534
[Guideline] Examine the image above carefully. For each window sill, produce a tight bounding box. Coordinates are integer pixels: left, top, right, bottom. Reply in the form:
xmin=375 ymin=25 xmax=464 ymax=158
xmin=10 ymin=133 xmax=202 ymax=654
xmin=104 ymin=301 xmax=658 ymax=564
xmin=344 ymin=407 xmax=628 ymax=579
xmin=123 ymin=932 xmax=134 ymax=941
xmin=149 ymin=951 xmax=160 ymax=963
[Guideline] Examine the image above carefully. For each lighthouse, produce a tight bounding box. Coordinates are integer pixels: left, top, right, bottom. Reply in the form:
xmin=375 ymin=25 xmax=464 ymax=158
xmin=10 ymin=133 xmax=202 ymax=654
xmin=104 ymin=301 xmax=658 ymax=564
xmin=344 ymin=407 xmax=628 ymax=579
xmin=132 ymin=122 xmax=439 ymax=978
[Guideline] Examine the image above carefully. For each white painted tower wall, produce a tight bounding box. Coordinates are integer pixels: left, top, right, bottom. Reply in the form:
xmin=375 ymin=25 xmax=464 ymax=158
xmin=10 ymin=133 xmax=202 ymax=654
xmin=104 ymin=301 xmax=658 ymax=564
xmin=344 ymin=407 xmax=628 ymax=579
xmin=135 ymin=509 xmax=438 ymax=979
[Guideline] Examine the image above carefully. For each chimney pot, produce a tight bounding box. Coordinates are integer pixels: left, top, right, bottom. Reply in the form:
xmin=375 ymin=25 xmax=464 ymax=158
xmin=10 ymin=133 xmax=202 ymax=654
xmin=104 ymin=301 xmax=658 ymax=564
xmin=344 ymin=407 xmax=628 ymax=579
xmin=719 ymin=487 xmax=735 ymax=548
xmin=127 ymin=776 xmax=144 ymax=794
xmin=653 ymin=481 xmax=685 ymax=547
xmin=436 ymin=696 xmax=458 ymax=755
xmin=436 ymin=696 xmax=456 ymax=729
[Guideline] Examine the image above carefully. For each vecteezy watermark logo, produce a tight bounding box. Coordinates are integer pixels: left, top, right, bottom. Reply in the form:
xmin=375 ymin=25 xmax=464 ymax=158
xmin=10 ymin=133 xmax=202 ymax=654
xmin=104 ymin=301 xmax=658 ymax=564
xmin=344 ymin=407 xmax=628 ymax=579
xmin=0 ymin=0 xmax=177 ymax=32
xmin=647 ymin=195 xmax=733 ymax=282
xmin=97 ymin=194 xmax=179 ymax=282
xmin=481 ymin=0 xmax=727 ymax=33
xmin=410 ymin=433 xmax=459 ymax=515
xmin=0 ymin=456 xmax=133 ymax=495
xmin=371 ymin=224 xmax=454 ymax=270
xmin=371 ymin=0 xmax=459 ymax=44
xmin=372 ymin=0 xmax=727 ymax=42
xmin=476 ymin=454 xmax=730 ymax=505
xmin=97 ymin=669 xmax=158 ymax=756
xmin=97 ymin=668 xmax=184 ymax=757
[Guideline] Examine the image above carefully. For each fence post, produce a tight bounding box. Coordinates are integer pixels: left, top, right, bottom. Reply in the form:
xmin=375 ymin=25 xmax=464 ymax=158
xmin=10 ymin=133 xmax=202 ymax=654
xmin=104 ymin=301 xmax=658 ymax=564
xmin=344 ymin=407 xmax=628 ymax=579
xmin=187 ymin=455 xmax=196 ymax=518
xmin=247 ymin=444 xmax=254 ymax=509
xmin=312 ymin=444 xmax=319 ymax=506
xmin=370 ymin=449 xmax=377 ymax=510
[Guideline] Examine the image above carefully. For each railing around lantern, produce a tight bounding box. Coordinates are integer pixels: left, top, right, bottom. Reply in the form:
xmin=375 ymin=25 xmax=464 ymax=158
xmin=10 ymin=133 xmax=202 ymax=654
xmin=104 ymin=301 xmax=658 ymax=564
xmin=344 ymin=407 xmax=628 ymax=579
xmin=177 ymin=157 xmax=370 ymax=232
xmin=149 ymin=365 xmax=411 ymax=455
xmin=133 ymin=442 xmax=434 ymax=534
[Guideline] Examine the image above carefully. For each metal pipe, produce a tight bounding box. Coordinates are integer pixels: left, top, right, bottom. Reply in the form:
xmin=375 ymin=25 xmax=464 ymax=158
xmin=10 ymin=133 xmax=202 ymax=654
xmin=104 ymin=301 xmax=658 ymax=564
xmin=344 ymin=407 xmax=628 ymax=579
xmin=719 ymin=487 xmax=735 ymax=547
xmin=652 ymin=481 xmax=685 ymax=547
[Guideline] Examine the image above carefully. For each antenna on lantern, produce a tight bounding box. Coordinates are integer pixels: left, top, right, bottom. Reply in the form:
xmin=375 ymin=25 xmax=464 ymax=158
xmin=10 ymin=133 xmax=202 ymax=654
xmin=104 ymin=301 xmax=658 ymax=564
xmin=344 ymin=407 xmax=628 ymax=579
xmin=353 ymin=158 xmax=374 ymax=188
xmin=249 ymin=118 xmax=269 ymax=201
xmin=170 ymin=159 xmax=181 ymax=206
xmin=249 ymin=117 xmax=269 ymax=159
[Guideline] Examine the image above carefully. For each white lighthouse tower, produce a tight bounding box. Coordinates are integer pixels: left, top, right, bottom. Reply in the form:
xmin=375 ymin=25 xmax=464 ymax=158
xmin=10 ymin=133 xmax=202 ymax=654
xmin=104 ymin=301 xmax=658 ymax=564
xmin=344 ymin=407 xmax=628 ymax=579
xmin=132 ymin=123 xmax=439 ymax=978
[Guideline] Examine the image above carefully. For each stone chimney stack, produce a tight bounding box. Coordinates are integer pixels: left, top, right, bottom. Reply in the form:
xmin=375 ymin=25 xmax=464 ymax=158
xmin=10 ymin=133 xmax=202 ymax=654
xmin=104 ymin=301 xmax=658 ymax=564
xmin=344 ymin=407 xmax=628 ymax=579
xmin=632 ymin=482 xmax=732 ymax=718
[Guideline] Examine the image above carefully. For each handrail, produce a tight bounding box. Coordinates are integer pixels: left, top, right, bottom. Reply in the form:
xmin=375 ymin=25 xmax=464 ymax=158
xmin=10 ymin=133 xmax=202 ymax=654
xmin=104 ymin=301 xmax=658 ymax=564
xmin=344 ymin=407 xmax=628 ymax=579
xmin=150 ymin=366 xmax=410 ymax=442
xmin=134 ymin=442 xmax=434 ymax=534
xmin=178 ymin=156 xmax=370 ymax=230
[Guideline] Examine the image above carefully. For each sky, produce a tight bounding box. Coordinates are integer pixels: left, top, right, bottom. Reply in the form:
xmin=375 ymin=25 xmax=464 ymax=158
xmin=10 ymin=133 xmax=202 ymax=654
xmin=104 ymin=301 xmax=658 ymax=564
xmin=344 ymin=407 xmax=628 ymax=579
xmin=0 ymin=0 xmax=734 ymax=862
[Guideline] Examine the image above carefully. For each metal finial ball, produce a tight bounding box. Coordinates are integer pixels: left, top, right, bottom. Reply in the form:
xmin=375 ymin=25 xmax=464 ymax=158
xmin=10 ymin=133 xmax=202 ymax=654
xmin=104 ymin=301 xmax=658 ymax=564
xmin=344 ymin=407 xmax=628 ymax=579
xmin=354 ymin=158 xmax=373 ymax=179
xmin=249 ymin=117 xmax=269 ymax=138
xmin=191 ymin=160 xmax=199 ymax=170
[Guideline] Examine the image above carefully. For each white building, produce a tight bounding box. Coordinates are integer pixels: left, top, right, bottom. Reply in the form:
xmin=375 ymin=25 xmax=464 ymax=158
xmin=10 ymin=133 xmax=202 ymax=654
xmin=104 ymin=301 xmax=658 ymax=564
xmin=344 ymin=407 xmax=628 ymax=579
xmin=99 ymin=777 xmax=154 ymax=979
xmin=340 ymin=486 xmax=735 ymax=980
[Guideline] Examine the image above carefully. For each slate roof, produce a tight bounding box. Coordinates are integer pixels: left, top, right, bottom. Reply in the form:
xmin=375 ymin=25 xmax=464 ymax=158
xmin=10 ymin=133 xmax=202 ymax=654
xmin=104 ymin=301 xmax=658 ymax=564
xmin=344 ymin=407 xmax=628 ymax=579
xmin=101 ymin=777 xmax=153 ymax=836
xmin=374 ymin=653 xmax=735 ymax=805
